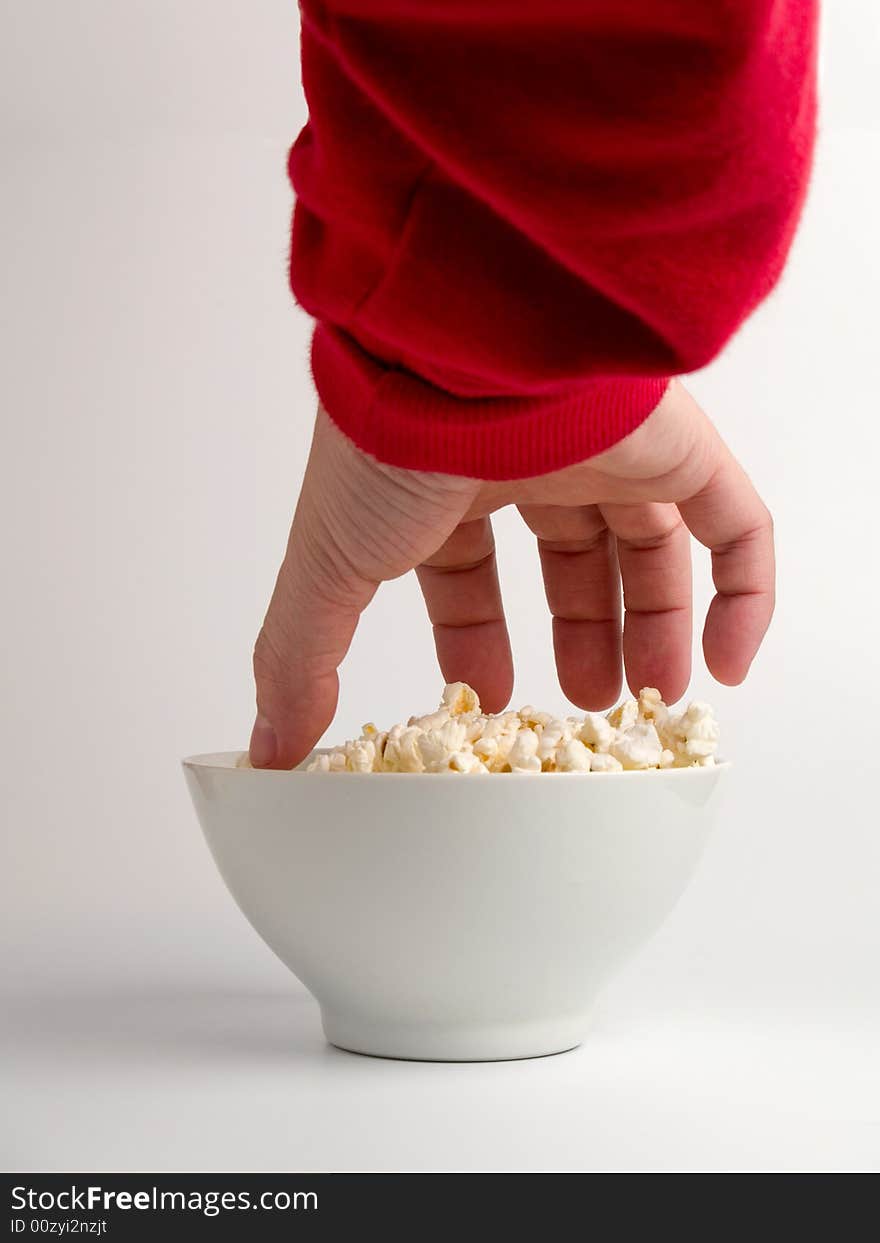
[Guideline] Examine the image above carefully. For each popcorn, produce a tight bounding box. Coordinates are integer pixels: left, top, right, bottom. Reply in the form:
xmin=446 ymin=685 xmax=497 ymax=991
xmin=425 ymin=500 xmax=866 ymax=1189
xmin=659 ymin=700 xmax=720 ymax=768
xmin=610 ymin=721 xmax=664 ymax=770
xmin=382 ymin=725 xmax=425 ymax=773
xmin=607 ymin=699 xmax=639 ymax=732
xmin=344 ymin=738 xmax=377 ymax=773
xmin=447 ymin=750 xmax=489 ymax=774
xmin=417 ymin=719 xmax=469 ymax=772
xmin=637 ymin=687 xmax=668 ymax=729
xmin=518 ymin=705 xmax=552 ymax=730
xmin=578 ymin=712 xmax=615 ymax=753
xmin=472 ymin=735 xmax=498 ymax=764
xmin=506 ymin=728 xmax=542 ymax=773
xmin=556 ymin=738 xmax=592 ymax=772
xmin=473 ymin=713 xmax=521 ymax=772
xmin=441 ymin=681 xmax=481 ymax=717
xmin=587 ymin=751 xmax=623 ymax=773
xmin=536 ymin=718 xmax=573 ymax=768
xmin=408 ymin=709 xmax=450 ymax=732
xmin=304 ymin=683 xmax=720 ymax=774
xmin=307 ymin=750 xmax=348 ymax=773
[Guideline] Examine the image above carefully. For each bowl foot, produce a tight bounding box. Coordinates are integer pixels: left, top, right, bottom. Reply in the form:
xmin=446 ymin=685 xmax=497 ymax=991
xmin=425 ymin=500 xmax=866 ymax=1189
xmin=320 ymin=1008 xmax=589 ymax=1063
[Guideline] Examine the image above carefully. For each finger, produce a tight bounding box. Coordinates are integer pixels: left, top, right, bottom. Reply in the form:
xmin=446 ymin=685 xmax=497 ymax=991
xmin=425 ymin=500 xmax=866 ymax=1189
xmin=251 ymin=506 xmax=378 ymax=768
xmin=416 ymin=517 xmax=513 ymax=713
xmin=677 ymin=451 xmax=775 ymax=685
xmin=251 ymin=408 xmax=479 ymax=768
xmin=600 ymin=501 xmax=692 ymax=702
xmin=518 ymin=504 xmax=622 ymax=710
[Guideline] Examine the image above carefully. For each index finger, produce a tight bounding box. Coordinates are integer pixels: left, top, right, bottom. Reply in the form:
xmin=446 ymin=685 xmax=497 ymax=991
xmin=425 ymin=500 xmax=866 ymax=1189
xmin=251 ymin=514 xmax=378 ymax=769
xmin=677 ymin=449 xmax=775 ymax=685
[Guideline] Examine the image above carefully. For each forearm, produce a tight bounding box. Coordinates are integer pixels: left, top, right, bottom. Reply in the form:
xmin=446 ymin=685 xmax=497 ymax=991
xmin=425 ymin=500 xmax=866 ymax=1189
xmin=289 ymin=0 xmax=818 ymax=478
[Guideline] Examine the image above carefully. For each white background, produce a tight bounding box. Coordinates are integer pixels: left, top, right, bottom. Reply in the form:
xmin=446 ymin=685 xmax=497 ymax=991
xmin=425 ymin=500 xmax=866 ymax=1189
xmin=2 ymin=1 xmax=879 ymax=1172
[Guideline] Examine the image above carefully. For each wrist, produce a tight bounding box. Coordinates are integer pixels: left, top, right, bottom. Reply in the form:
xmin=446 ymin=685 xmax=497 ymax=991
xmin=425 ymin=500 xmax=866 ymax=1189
xmin=312 ymin=324 xmax=670 ymax=482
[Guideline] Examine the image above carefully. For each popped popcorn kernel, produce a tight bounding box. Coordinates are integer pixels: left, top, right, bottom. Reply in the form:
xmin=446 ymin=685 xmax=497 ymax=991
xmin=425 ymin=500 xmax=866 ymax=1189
xmin=556 ymin=738 xmax=592 ymax=773
xmin=610 ymin=722 xmax=664 ymax=770
xmin=519 ymin=705 xmax=552 ymax=730
xmin=506 ymin=727 xmax=542 ymax=773
xmin=441 ymin=681 xmax=481 ymax=717
xmin=447 ymin=750 xmax=489 ymax=774
xmin=382 ymin=725 xmax=425 ymax=773
xmin=608 ymin=699 xmax=638 ymax=732
xmin=589 ymin=751 xmax=624 ymax=773
xmin=417 ymin=719 xmax=469 ymax=772
xmin=408 ymin=708 xmax=450 ymax=732
xmin=536 ymin=718 xmax=573 ymax=768
xmin=637 ymin=687 xmax=668 ymax=728
xmin=660 ymin=700 xmax=721 ymax=767
xmin=578 ymin=712 xmax=615 ymax=753
xmin=345 ymin=739 xmax=377 ymax=773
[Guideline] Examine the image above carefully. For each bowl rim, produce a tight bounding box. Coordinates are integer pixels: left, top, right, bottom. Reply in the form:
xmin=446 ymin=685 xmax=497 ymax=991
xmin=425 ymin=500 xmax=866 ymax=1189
xmin=182 ymin=750 xmax=730 ymax=778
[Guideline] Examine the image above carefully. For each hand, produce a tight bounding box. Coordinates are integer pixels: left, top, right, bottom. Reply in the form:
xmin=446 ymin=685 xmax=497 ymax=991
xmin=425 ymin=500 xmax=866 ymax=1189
xmin=249 ymin=380 xmax=774 ymax=768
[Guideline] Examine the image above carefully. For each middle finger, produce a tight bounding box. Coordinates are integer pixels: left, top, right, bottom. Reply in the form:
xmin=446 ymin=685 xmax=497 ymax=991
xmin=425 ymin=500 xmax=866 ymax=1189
xmin=519 ymin=503 xmax=622 ymax=710
xmin=600 ymin=500 xmax=693 ymax=702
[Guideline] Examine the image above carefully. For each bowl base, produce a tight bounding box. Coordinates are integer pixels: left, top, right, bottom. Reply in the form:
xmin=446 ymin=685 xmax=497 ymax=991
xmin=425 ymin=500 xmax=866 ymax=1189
xmin=321 ymin=1008 xmax=589 ymax=1063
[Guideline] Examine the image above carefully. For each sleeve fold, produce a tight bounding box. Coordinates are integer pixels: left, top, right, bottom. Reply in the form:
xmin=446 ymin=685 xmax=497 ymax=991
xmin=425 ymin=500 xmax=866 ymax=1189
xmin=290 ymin=0 xmax=818 ymax=479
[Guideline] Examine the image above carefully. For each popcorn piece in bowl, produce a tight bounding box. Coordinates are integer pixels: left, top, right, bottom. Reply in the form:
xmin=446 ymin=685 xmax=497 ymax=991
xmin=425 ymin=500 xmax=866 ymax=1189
xmin=610 ymin=722 xmax=665 ymax=771
xmin=578 ymin=711 xmax=615 ymax=753
xmin=305 ymin=750 xmax=349 ymax=774
xmin=447 ymin=750 xmax=489 ymax=774
xmin=382 ymin=724 xmax=424 ymax=773
xmin=607 ymin=698 xmax=639 ymax=733
xmin=303 ymin=684 xmax=720 ymax=774
xmin=506 ymin=728 xmax=542 ymax=774
xmin=587 ymin=751 xmax=624 ymax=773
xmin=536 ymin=718 xmax=573 ymax=768
xmin=441 ymin=681 xmax=481 ymax=717
xmin=417 ymin=718 xmax=469 ymax=772
xmin=555 ymin=738 xmax=592 ymax=773
xmin=659 ymin=700 xmax=720 ymax=767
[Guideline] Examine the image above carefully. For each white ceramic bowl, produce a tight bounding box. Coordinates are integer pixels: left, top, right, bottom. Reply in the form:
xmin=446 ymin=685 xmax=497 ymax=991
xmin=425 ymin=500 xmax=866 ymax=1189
xmin=183 ymin=753 xmax=728 ymax=1061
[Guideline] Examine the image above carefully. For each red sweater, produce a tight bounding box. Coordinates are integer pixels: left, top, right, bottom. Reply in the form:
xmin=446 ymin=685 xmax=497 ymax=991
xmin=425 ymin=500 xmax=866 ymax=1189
xmin=289 ymin=0 xmax=817 ymax=480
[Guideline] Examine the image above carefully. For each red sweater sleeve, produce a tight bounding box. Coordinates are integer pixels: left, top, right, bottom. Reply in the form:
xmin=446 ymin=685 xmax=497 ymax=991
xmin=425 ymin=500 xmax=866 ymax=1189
xmin=289 ymin=0 xmax=818 ymax=479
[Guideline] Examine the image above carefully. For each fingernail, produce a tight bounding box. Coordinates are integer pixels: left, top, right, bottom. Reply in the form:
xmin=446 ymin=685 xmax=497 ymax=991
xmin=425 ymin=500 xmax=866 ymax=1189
xmin=249 ymin=714 xmax=277 ymax=768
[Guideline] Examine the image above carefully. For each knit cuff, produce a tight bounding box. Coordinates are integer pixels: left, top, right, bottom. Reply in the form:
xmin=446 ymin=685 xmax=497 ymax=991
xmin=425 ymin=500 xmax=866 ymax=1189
xmin=311 ymin=323 xmax=669 ymax=481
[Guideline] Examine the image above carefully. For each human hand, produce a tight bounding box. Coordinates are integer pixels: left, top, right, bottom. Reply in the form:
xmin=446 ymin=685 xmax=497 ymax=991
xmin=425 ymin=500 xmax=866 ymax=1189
xmin=249 ymin=380 xmax=773 ymax=768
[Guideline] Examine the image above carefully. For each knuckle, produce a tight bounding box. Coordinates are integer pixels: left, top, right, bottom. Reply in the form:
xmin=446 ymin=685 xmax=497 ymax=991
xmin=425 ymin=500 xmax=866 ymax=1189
xmin=539 ymin=530 xmax=609 ymax=556
xmin=621 ymin=523 xmax=684 ymax=552
xmin=420 ymin=548 xmax=495 ymax=574
xmin=252 ymin=625 xmax=291 ymax=684
xmin=252 ymin=634 xmax=318 ymax=712
xmin=616 ymin=510 xmax=686 ymax=551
